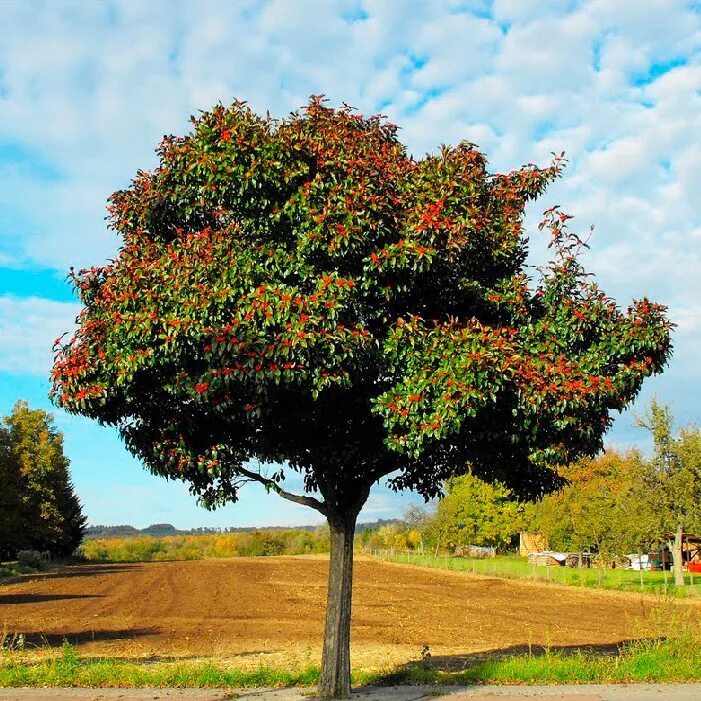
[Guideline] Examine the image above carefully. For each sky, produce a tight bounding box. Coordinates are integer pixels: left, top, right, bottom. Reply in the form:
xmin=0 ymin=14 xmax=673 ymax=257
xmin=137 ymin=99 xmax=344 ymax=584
xmin=1 ymin=0 xmax=700 ymax=529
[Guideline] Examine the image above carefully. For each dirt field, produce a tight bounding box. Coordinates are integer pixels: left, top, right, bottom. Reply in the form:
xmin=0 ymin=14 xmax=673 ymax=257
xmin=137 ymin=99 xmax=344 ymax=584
xmin=0 ymin=557 xmax=664 ymax=671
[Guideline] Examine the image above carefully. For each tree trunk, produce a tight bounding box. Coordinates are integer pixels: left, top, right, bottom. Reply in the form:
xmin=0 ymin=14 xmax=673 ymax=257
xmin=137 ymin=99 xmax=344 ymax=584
xmin=319 ymin=510 xmax=357 ymax=699
xmin=671 ymin=522 xmax=685 ymax=587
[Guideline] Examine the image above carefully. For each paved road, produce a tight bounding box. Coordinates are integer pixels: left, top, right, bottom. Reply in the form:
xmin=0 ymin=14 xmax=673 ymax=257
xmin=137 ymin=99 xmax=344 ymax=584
xmin=1 ymin=685 xmax=701 ymax=701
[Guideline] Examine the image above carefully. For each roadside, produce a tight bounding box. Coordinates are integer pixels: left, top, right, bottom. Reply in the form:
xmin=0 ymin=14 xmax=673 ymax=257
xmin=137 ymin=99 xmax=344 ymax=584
xmin=3 ymin=685 xmax=701 ymax=701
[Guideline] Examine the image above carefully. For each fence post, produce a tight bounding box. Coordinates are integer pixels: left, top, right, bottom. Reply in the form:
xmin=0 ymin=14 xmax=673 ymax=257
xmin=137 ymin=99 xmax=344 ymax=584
xmin=639 ymin=562 xmax=644 ymax=591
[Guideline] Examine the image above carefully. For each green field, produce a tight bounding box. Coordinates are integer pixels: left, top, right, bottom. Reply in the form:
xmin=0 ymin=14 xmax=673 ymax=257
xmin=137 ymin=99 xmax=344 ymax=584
xmin=372 ymin=551 xmax=701 ymax=597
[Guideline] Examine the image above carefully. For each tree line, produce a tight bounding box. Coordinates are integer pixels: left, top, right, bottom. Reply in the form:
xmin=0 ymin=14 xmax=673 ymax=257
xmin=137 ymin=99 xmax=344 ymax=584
xmin=361 ymin=399 xmax=701 ymax=586
xmin=84 ymin=517 xmax=400 ymax=540
xmin=81 ymin=527 xmax=332 ymax=561
xmin=535 ymin=399 xmax=701 ymax=585
xmin=0 ymin=401 xmax=86 ymax=561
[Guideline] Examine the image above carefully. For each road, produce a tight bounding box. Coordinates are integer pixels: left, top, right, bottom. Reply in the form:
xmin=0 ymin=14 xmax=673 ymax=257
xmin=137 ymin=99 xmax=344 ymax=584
xmin=1 ymin=685 xmax=701 ymax=701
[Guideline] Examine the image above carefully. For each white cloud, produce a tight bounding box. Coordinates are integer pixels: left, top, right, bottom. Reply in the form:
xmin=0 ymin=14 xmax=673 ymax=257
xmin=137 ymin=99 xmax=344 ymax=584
xmin=1 ymin=1 xmax=698 ymax=348
xmin=0 ymin=2 xmax=697 ymax=326
xmin=0 ymin=252 xmax=21 ymax=267
xmin=0 ymin=0 xmax=700 ymax=525
xmin=675 ymin=303 xmax=701 ymax=336
xmin=0 ymin=295 xmax=79 ymax=375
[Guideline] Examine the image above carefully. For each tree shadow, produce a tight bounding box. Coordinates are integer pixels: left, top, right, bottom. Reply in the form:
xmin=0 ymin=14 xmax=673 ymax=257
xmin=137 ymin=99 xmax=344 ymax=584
xmin=8 ymin=628 xmax=159 ymax=649
xmin=371 ymin=639 xmax=651 ymax=682
xmin=85 ymin=650 xmax=279 ymax=663
xmin=0 ymin=593 xmax=104 ymax=605
xmin=5 ymin=563 xmax=142 ymax=584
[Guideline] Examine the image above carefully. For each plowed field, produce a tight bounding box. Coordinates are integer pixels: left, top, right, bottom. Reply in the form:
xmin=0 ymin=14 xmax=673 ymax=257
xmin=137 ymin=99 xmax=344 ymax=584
xmin=0 ymin=557 xmax=661 ymax=670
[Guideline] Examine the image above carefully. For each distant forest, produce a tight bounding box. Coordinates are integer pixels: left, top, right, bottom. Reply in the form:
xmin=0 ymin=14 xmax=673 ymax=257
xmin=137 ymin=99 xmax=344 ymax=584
xmin=83 ymin=518 xmax=401 ymax=540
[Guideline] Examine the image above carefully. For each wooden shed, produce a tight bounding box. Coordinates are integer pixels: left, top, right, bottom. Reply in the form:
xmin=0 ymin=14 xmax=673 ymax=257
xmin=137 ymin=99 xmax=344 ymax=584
xmin=519 ymin=532 xmax=548 ymax=556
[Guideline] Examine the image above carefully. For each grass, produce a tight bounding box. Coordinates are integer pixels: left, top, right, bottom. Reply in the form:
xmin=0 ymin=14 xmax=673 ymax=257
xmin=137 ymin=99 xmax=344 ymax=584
xmin=3 ymin=634 xmax=701 ymax=688
xmin=0 ymin=561 xmax=40 ymax=580
xmin=372 ymin=551 xmax=701 ymax=597
xmin=0 ymin=643 xmax=319 ymax=688
xmin=374 ymin=634 xmax=701 ymax=685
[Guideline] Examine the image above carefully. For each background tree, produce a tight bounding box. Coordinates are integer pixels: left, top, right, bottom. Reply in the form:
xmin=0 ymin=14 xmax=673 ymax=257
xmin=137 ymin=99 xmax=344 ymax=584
xmin=531 ymin=449 xmax=650 ymax=558
xmin=431 ymin=472 xmax=526 ymax=551
xmin=633 ymin=399 xmax=701 ymax=585
xmin=0 ymin=401 xmax=86 ymax=559
xmin=51 ymin=98 xmax=672 ymax=697
xmin=403 ymin=503 xmax=430 ymax=553
xmin=0 ymin=423 xmax=25 ymax=560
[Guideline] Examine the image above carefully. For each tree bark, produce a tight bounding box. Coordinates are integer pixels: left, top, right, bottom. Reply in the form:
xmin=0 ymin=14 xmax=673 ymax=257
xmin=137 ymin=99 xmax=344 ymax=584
xmin=319 ymin=510 xmax=357 ymax=699
xmin=672 ymin=522 xmax=685 ymax=587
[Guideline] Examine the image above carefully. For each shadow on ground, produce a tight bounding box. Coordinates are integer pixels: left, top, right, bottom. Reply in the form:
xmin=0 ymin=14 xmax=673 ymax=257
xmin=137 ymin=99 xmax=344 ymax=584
xmin=0 ymin=593 xmax=105 ymax=605
xmin=5 ymin=628 xmax=159 ymax=649
xmin=371 ymin=639 xmax=650 ymax=681
xmin=77 ymin=650 xmax=280 ymax=664
xmin=1 ymin=563 xmax=143 ymax=585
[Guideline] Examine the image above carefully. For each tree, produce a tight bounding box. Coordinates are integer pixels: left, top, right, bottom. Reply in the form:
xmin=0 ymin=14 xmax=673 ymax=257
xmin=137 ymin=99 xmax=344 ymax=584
xmin=403 ymin=503 xmax=430 ymax=553
xmin=634 ymin=399 xmax=701 ymax=586
xmin=0 ymin=401 xmax=86 ymax=559
xmin=531 ymin=449 xmax=650 ymax=558
xmin=0 ymin=424 xmax=25 ymax=560
xmin=431 ymin=472 xmax=527 ymax=551
xmin=51 ymin=98 xmax=672 ymax=697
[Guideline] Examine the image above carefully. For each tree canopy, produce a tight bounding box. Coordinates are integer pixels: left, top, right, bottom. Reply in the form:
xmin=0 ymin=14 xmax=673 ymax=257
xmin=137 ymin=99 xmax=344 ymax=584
xmin=50 ymin=97 xmax=673 ymax=696
xmin=0 ymin=401 xmax=86 ymax=560
xmin=531 ymin=448 xmax=648 ymax=556
xmin=430 ymin=472 xmax=527 ymax=551
xmin=52 ymin=98 xmax=672 ymax=508
xmin=519 ymin=400 xmax=701 ymax=578
xmin=634 ymin=399 xmax=701 ymax=584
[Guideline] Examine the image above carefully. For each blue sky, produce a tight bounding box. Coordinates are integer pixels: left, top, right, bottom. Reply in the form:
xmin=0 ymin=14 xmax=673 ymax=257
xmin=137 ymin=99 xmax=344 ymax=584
xmin=1 ymin=0 xmax=700 ymax=529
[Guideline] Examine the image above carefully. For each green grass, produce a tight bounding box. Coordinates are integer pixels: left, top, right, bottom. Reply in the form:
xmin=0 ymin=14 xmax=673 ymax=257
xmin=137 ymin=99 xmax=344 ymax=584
xmin=0 ymin=643 xmax=319 ymax=688
xmin=373 ymin=551 xmax=701 ymax=597
xmin=0 ymin=562 xmax=40 ymax=580
xmin=3 ymin=636 xmax=701 ymax=688
xmin=371 ymin=633 xmax=701 ymax=685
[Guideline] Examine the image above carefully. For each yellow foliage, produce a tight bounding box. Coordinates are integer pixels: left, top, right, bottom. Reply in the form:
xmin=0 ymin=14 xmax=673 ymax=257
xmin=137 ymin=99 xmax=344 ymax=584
xmin=80 ymin=529 xmax=331 ymax=562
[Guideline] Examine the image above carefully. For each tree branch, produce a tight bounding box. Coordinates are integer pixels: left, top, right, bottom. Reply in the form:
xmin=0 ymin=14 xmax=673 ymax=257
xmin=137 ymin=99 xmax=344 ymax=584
xmin=237 ymin=465 xmax=327 ymax=516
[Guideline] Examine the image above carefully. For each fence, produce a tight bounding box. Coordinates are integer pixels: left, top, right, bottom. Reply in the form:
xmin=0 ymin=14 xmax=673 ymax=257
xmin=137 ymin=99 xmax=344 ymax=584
xmin=369 ymin=549 xmax=701 ymax=596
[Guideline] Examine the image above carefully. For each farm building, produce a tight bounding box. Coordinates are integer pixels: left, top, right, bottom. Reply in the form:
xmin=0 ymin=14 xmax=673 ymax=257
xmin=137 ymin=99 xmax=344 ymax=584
xmin=526 ymin=551 xmax=593 ymax=568
xmin=627 ymin=534 xmax=701 ymax=571
xmin=679 ymin=533 xmax=701 ymax=566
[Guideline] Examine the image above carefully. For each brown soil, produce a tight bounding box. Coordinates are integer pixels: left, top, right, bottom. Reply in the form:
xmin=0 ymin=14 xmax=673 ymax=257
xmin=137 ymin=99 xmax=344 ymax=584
xmin=0 ymin=557 xmax=666 ymax=671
